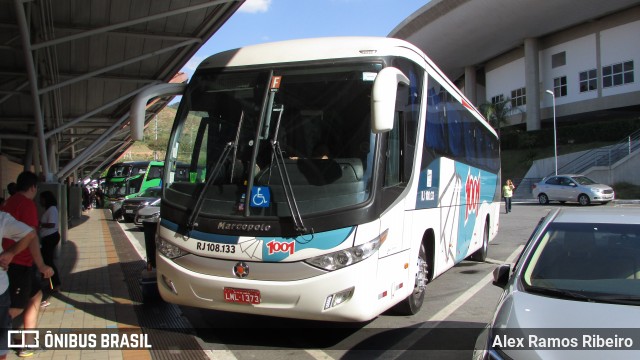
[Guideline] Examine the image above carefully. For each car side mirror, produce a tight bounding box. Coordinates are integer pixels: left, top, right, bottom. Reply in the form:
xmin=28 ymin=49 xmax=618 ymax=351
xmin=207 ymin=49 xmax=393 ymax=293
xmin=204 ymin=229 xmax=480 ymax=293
xmin=492 ymin=264 xmax=511 ymax=289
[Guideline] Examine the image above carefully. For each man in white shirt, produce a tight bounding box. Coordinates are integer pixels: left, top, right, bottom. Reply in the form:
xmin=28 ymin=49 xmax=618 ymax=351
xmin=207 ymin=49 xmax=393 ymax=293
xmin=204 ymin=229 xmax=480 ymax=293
xmin=0 ymin=211 xmax=54 ymax=360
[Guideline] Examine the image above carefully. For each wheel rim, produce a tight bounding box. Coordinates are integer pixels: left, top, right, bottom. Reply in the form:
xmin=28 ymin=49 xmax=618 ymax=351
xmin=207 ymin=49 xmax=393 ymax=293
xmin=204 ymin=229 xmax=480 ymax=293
xmin=539 ymin=194 xmax=548 ymax=204
xmin=415 ymin=254 xmax=428 ymax=295
xmin=579 ymin=195 xmax=589 ymax=205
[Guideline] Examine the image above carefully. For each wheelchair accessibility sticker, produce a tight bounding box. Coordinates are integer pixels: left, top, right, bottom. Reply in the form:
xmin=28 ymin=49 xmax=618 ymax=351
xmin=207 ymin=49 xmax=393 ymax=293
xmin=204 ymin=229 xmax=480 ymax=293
xmin=250 ymin=186 xmax=270 ymax=207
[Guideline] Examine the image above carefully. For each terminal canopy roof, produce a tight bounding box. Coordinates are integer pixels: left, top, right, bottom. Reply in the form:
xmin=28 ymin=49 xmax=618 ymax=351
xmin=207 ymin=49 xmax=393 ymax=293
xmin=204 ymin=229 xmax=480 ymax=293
xmin=0 ymin=0 xmax=244 ymax=181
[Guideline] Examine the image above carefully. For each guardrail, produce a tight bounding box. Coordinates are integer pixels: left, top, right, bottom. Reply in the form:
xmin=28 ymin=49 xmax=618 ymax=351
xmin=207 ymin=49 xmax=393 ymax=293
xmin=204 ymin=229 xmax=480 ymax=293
xmin=547 ymin=129 xmax=640 ymax=177
xmin=511 ymin=177 xmax=542 ymax=200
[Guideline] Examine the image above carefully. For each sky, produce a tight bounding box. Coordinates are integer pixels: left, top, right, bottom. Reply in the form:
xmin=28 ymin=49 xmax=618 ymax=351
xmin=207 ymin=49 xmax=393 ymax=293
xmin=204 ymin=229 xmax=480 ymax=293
xmin=180 ymin=0 xmax=428 ymax=78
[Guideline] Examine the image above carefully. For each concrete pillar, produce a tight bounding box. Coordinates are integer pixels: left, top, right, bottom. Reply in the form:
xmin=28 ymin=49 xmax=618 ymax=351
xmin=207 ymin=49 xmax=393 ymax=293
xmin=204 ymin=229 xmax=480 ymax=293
xmin=68 ymin=185 xmax=83 ymax=220
xmin=464 ymin=66 xmax=477 ymax=105
xmin=524 ymin=38 xmax=541 ymax=131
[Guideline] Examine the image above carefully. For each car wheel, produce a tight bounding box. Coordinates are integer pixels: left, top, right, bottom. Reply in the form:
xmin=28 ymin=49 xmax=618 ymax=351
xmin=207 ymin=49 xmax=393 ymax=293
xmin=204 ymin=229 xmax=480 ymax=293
xmin=394 ymin=242 xmax=429 ymax=315
xmin=538 ymin=193 xmax=549 ymax=205
xmin=469 ymin=221 xmax=489 ymax=262
xmin=578 ymin=194 xmax=591 ymax=206
xmin=112 ymin=209 xmax=122 ymax=221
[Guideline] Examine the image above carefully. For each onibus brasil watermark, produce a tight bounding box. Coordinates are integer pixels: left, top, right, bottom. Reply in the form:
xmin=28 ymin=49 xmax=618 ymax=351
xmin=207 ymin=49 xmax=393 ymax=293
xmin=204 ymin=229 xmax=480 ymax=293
xmin=8 ymin=329 xmax=152 ymax=350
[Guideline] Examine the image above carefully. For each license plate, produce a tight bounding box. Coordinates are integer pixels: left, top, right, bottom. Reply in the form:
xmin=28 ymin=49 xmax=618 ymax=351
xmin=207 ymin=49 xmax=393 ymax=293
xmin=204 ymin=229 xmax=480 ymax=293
xmin=224 ymin=288 xmax=260 ymax=304
xmin=125 ymin=210 xmax=134 ymax=214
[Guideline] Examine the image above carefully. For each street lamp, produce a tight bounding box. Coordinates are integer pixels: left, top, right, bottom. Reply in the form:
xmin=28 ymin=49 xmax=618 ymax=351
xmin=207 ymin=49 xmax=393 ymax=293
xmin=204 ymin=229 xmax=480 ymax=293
xmin=545 ymin=89 xmax=558 ymax=175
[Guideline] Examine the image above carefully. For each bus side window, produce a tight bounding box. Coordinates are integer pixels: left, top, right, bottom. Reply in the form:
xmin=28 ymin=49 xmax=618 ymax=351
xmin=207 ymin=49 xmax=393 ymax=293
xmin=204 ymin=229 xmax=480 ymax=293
xmin=384 ymin=112 xmax=402 ymax=187
xmin=384 ymin=82 xmax=411 ymax=187
xmin=148 ymin=166 xmax=163 ymax=180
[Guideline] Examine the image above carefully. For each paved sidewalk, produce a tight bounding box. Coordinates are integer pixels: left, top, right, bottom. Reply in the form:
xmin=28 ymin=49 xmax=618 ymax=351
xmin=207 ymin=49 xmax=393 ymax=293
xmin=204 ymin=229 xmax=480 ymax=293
xmin=6 ymin=209 xmax=203 ymax=360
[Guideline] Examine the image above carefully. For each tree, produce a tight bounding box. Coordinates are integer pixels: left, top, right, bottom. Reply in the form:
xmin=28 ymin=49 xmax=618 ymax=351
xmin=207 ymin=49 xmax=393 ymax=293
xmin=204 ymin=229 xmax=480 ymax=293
xmin=479 ymin=98 xmax=514 ymax=138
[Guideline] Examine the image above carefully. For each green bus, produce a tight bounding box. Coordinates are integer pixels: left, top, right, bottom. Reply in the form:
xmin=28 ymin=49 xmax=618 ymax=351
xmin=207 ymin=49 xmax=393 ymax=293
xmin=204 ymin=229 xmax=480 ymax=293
xmin=104 ymin=161 xmax=164 ymax=220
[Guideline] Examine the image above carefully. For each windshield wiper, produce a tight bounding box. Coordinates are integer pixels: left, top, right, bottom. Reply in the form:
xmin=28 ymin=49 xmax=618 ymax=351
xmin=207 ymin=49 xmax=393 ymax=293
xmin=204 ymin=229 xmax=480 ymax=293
xmin=229 ymin=111 xmax=244 ymax=183
xmin=188 ymin=111 xmax=246 ymax=230
xmin=526 ymin=286 xmax=594 ymax=302
xmin=584 ymin=294 xmax=640 ymax=306
xmin=269 ymin=104 xmax=308 ymax=234
xmin=186 ymin=142 xmax=233 ymax=231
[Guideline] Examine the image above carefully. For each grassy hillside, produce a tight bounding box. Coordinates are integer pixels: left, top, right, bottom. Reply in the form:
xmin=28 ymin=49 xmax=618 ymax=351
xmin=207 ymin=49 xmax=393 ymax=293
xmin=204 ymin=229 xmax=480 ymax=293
xmin=502 ymin=142 xmax=640 ymax=199
xmin=500 ymin=140 xmax=617 ymax=182
xmin=125 ymin=106 xmax=176 ymax=160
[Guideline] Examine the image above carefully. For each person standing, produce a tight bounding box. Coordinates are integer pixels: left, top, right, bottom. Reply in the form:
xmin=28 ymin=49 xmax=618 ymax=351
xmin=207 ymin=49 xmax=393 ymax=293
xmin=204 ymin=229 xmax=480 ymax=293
xmin=39 ymin=191 xmax=61 ymax=307
xmin=503 ymin=179 xmax=515 ymax=214
xmin=0 ymin=211 xmax=53 ymax=360
xmin=1 ymin=171 xmax=52 ymax=357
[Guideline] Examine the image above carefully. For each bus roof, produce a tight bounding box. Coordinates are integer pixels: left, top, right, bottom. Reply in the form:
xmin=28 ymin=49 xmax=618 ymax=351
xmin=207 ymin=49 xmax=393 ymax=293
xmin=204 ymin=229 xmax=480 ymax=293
xmin=198 ymin=37 xmax=424 ymax=70
xmin=196 ymin=36 xmax=496 ymax=139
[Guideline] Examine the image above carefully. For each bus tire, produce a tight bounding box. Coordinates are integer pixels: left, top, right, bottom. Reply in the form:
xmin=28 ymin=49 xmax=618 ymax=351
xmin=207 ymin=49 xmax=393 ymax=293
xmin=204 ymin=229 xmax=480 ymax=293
xmin=393 ymin=242 xmax=429 ymax=315
xmin=469 ymin=220 xmax=489 ymax=262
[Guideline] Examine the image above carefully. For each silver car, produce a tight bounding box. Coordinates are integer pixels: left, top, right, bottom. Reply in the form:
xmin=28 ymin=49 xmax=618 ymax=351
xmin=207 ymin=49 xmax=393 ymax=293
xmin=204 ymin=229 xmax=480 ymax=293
xmin=474 ymin=207 xmax=640 ymax=360
xmin=134 ymin=199 xmax=160 ymax=227
xmin=532 ymin=174 xmax=614 ymax=205
xmin=121 ymin=186 xmax=162 ymax=222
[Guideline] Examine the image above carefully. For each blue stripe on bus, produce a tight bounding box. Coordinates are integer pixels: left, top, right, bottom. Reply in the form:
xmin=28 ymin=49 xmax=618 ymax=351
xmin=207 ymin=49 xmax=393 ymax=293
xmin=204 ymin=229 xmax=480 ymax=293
xmin=160 ymin=219 xmax=240 ymax=244
xmin=415 ymin=158 xmax=498 ymax=262
xmin=159 ymin=219 xmax=355 ymax=257
xmin=455 ymin=162 xmax=498 ymax=262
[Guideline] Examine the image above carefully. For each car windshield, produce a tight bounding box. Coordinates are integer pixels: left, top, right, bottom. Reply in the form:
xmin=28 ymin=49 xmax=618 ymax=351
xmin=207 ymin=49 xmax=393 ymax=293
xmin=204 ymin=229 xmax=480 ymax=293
xmin=572 ymin=176 xmax=597 ymax=185
xmin=522 ymin=222 xmax=640 ymax=300
xmin=140 ymin=187 xmax=161 ymax=198
xmin=164 ymin=62 xmax=380 ymax=218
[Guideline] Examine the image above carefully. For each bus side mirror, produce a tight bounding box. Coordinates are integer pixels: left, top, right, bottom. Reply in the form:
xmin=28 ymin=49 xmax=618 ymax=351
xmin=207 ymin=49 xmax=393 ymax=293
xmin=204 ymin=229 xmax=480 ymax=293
xmin=371 ymin=67 xmax=410 ymax=133
xmin=130 ymin=83 xmax=187 ymax=140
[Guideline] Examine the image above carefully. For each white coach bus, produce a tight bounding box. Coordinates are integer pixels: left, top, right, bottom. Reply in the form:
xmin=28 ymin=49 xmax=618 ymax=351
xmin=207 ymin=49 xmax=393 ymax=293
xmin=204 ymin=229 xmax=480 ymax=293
xmin=130 ymin=37 xmax=501 ymax=322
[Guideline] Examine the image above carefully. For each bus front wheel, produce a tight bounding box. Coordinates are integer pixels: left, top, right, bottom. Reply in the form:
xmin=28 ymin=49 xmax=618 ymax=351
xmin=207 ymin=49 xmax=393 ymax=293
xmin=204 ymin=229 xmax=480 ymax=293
xmin=394 ymin=242 xmax=429 ymax=315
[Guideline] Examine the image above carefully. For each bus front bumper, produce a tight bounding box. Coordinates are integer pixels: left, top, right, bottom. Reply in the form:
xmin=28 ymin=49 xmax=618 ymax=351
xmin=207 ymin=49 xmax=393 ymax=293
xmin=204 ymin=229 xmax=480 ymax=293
xmin=155 ymin=252 xmax=386 ymax=322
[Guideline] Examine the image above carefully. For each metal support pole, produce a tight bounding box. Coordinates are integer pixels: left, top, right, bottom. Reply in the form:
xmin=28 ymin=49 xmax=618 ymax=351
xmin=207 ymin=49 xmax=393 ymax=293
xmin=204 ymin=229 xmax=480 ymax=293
xmin=39 ymin=40 xmax=197 ymax=95
xmin=15 ymin=0 xmax=51 ymax=180
xmin=30 ymin=0 xmax=235 ymax=51
xmin=44 ymin=84 xmax=156 ymax=138
xmin=545 ymin=90 xmax=557 ymax=175
xmin=56 ymin=112 xmax=130 ymax=179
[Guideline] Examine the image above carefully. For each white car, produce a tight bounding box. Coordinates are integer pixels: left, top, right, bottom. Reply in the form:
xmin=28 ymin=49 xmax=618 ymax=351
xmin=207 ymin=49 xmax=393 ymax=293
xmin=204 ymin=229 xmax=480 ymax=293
xmin=531 ymin=174 xmax=614 ymax=205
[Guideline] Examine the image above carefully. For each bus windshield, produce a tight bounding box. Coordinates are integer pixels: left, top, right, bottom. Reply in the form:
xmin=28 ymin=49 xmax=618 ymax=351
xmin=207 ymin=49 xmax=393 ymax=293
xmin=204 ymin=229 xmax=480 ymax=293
xmin=106 ymin=164 xmax=132 ymax=178
xmin=165 ymin=62 xmax=381 ymax=218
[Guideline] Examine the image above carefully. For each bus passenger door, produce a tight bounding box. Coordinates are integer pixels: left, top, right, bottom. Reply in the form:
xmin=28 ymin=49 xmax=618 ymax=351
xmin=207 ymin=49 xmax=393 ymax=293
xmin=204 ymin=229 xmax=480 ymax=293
xmin=379 ymin=104 xmax=414 ymax=254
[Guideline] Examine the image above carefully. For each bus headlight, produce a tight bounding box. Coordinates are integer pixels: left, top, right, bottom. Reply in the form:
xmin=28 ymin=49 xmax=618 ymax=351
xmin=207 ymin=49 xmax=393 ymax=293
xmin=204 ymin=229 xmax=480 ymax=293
xmin=157 ymin=239 xmax=188 ymax=259
xmin=305 ymin=230 xmax=387 ymax=271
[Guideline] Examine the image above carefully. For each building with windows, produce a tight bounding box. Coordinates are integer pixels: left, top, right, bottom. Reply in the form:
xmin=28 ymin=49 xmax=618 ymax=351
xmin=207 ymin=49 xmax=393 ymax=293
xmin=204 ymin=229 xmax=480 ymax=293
xmin=390 ymin=0 xmax=640 ymax=131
